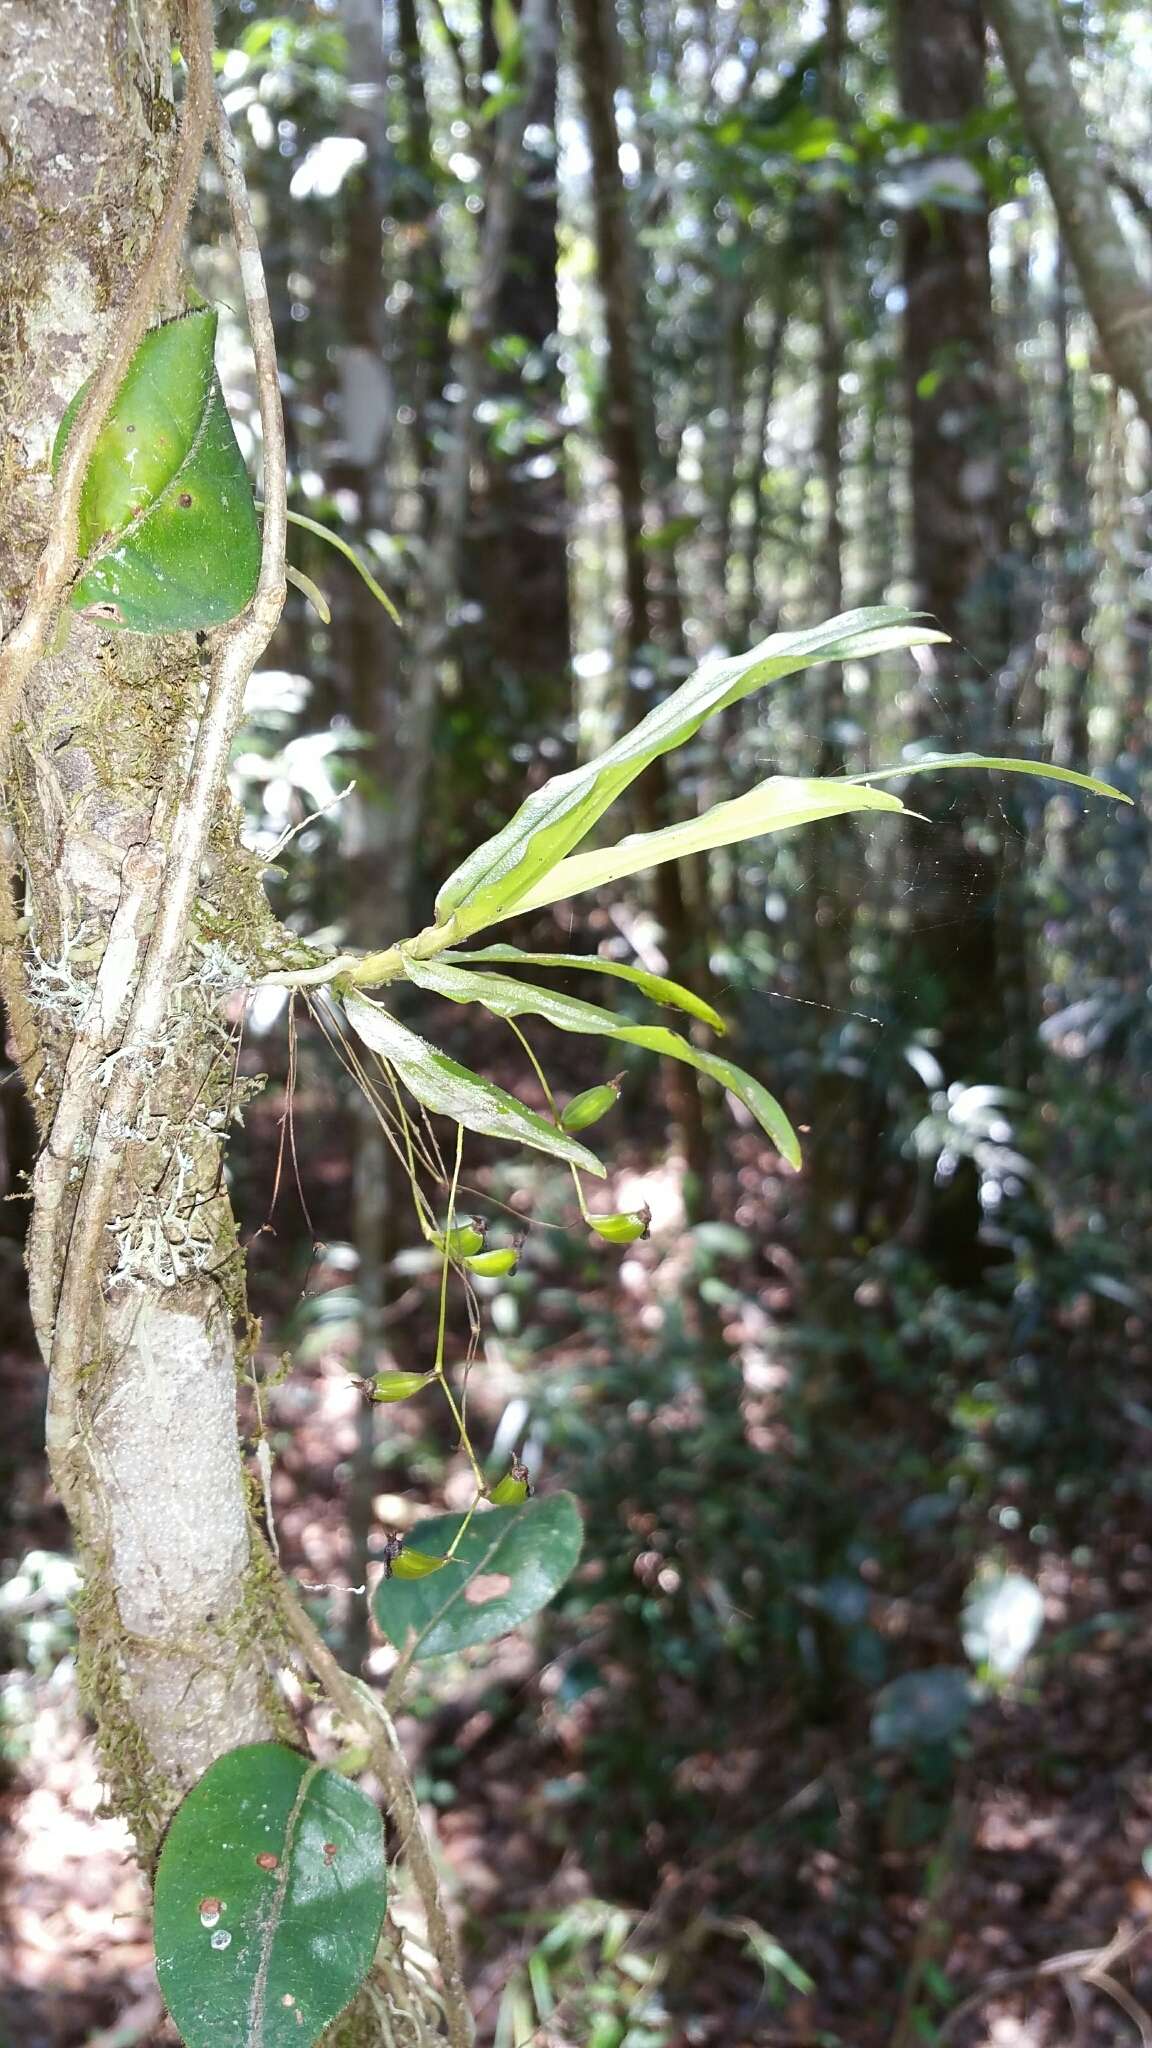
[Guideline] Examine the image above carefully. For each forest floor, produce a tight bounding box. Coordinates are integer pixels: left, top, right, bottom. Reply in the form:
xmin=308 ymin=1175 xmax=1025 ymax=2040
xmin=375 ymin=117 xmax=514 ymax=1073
xmin=2 ymin=1009 xmax=1151 ymax=2048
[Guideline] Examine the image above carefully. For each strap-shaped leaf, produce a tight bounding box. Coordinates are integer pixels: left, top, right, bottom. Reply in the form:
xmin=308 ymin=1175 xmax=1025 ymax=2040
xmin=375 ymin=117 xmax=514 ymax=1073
xmin=53 ymin=307 xmax=260 ymax=632
xmin=402 ymin=958 xmax=801 ymax=1168
xmin=373 ymin=1494 xmax=584 ymax=1658
xmin=154 ymin=1741 xmax=386 ymax=2048
xmin=443 ymin=945 xmax=726 ymax=1032
xmin=847 ymin=752 xmax=1131 ymax=802
xmin=342 ymin=990 xmax=606 ymax=1175
xmin=500 ymin=776 xmax=906 ymax=918
xmin=433 ymin=608 xmax=945 ymax=938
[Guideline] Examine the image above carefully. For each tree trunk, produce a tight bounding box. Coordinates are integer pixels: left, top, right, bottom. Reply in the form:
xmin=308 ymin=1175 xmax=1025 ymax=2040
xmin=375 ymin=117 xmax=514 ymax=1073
xmin=457 ymin=0 xmax=572 ymax=841
xmin=814 ymin=0 xmax=847 ymax=778
xmin=898 ymin=0 xmax=1002 ymax=671
xmin=568 ymin=0 xmax=710 ymax=1198
xmin=334 ymin=0 xmax=411 ymax=1679
xmin=895 ymin=0 xmax=1011 ymax=1098
xmin=0 ymin=0 xmax=285 ymax=1859
xmin=986 ymin=0 xmax=1152 ymax=434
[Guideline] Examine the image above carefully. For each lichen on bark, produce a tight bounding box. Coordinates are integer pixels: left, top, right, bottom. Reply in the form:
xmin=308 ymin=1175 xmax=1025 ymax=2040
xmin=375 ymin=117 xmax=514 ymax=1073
xmin=0 ymin=0 xmax=285 ymax=1847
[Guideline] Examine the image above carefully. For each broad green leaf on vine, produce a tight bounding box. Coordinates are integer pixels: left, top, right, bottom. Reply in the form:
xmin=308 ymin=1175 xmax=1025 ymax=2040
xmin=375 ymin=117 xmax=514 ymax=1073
xmin=53 ymin=307 xmax=260 ymax=632
xmin=342 ymin=990 xmax=606 ymax=1175
xmin=499 ymin=776 xmax=907 ymax=918
xmin=442 ymin=945 xmax=726 ymax=1031
xmin=432 ymin=608 xmax=946 ymax=940
xmin=847 ymin=752 xmax=1131 ymax=803
xmin=402 ymin=958 xmax=801 ymax=1168
xmin=153 ymin=1742 xmax=386 ymax=2048
xmin=373 ymin=1495 xmax=584 ymax=1658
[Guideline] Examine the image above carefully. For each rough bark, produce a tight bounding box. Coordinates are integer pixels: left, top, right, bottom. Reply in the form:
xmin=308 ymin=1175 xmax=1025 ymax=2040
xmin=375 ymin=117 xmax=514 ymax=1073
xmin=986 ymin=0 xmax=1152 ymax=434
xmin=0 ymin=0 xmax=289 ymax=1859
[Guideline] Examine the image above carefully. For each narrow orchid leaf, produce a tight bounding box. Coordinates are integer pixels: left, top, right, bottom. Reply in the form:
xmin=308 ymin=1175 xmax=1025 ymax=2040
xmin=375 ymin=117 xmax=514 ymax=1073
xmin=342 ymin=990 xmax=605 ymax=1175
xmin=433 ymin=609 xmax=946 ymax=939
xmin=442 ymin=946 xmax=726 ymax=1032
xmin=402 ymin=959 xmax=801 ymax=1168
xmin=501 ymin=777 xmax=904 ymax=917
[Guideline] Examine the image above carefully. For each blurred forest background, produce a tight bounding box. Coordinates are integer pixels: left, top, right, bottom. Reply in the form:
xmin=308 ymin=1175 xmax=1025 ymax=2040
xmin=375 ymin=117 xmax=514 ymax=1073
xmin=4 ymin=1 xmax=1152 ymax=2043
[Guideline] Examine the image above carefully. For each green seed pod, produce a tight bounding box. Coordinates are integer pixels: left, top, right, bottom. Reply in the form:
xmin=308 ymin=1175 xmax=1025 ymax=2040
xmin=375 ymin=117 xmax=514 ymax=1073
xmin=464 ymin=1240 xmax=522 ymax=1279
xmin=489 ymin=1459 xmax=533 ymax=1506
xmin=367 ymin=1370 xmax=433 ymax=1404
xmin=560 ymin=1075 xmax=625 ymax=1134
xmin=431 ymin=1218 xmax=487 ymax=1258
xmin=588 ymin=1203 xmax=651 ymax=1246
xmin=391 ymin=1547 xmax=448 ymax=1580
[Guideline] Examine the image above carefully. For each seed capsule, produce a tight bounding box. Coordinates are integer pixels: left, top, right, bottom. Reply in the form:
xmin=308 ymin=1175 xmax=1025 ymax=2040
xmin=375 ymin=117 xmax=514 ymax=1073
xmin=366 ymin=1370 xmax=433 ymax=1404
xmin=464 ymin=1241 xmax=522 ymax=1279
xmin=560 ymin=1075 xmax=624 ymax=1133
xmin=432 ymin=1219 xmax=487 ymax=1258
xmin=391 ymin=1546 xmax=448 ymax=1579
xmin=489 ymin=1459 xmax=533 ymax=1506
xmin=588 ymin=1204 xmax=651 ymax=1245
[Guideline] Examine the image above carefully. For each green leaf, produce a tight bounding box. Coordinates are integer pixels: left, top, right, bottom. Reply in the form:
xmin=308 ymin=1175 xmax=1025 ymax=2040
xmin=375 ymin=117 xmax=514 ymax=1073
xmin=373 ymin=1494 xmax=583 ymax=1658
xmin=153 ymin=1741 xmax=386 ymax=2048
xmin=433 ymin=608 xmax=945 ymax=939
xmin=443 ymin=945 xmax=726 ymax=1032
xmin=501 ymin=776 xmax=906 ymax=917
xmin=283 ymin=509 xmax=402 ymax=626
xmin=54 ymin=308 xmax=260 ymax=633
xmin=491 ymin=0 xmax=522 ymax=66
xmin=342 ymin=990 xmax=606 ymax=1176
xmin=848 ymin=751 xmax=1132 ymax=803
xmin=402 ymin=958 xmax=801 ymax=1168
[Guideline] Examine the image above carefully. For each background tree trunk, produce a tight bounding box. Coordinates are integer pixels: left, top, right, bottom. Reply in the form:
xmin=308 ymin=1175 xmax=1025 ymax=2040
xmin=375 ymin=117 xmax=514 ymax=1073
xmin=987 ymin=0 xmax=1152 ymax=433
xmin=895 ymin=0 xmax=1011 ymax=1095
xmin=568 ymin=0 xmax=711 ymax=1197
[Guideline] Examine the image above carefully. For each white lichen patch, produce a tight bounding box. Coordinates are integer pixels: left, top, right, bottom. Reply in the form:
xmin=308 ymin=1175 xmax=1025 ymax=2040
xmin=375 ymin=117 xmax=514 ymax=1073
xmin=107 ymin=1196 xmax=218 ymax=1289
xmin=188 ymin=939 xmax=250 ymax=995
xmin=25 ymin=919 xmax=98 ymax=1026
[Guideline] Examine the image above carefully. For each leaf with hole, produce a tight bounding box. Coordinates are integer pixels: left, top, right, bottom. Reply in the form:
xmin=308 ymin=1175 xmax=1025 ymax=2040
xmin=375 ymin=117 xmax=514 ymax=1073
xmin=373 ymin=1494 xmax=584 ymax=1658
xmin=153 ymin=1741 xmax=386 ymax=2048
xmin=53 ymin=307 xmax=260 ymax=632
xmin=498 ymin=776 xmax=906 ymax=918
xmin=342 ymin=991 xmax=606 ymax=1175
xmin=432 ymin=608 xmax=945 ymax=938
xmin=401 ymin=957 xmax=801 ymax=1167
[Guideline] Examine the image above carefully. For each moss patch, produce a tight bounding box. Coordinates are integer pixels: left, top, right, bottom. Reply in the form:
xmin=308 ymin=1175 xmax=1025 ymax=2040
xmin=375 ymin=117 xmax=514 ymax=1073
xmin=75 ymin=1564 xmax=177 ymax=1864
